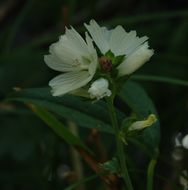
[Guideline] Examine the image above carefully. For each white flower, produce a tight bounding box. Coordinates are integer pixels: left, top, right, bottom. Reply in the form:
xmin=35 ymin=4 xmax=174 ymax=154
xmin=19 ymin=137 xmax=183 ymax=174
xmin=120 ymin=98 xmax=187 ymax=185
xmin=88 ymin=78 xmax=111 ymax=100
xmin=174 ymin=133 xmax=182 ymax=147
xmin=129 ymin=114 xmax=157 ymax=131
xmin=44 ymin=27 xmax=98 ymax=96
xmin=180 ymin=170 xmax=188 ymax=190
xmin=182 ymin=134 xmax=188 ymax=149
xmin=85 ymin=20 xmax=154 ymax=76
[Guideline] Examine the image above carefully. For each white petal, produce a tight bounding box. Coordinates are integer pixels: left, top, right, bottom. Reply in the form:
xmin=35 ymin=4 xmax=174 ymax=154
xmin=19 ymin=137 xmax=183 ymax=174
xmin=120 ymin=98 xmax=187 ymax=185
xmin=117 ymin=42 xmax=154 ymax=76
xmin=85 ymin=20 xmax=110 ymax=54
xmin=65 ymin=27 xmax=89 ymax=56
xmin=49 ymin=71 xmax=92 ymax=96
xmin=85 ymin=32 xmax=95 ymax=54
xmin=109 ymin=25 xmax=127 ymax=55
xmin=49 ymin=35 xmax=81 ymax=67
xmin=44 ymin=54 xmax=81 ymax=72
xmin=124 ymin=35 xmax=148 ymax=55
xmin=49 ymin=27 xmax=91 ymax=66
xmin=182 ymin=134 xmax=188 ymax=149
xmin=46 ymin=29 xmax=97 ymax=72
xmin=113 ymin=29 xmax=148 ymax=56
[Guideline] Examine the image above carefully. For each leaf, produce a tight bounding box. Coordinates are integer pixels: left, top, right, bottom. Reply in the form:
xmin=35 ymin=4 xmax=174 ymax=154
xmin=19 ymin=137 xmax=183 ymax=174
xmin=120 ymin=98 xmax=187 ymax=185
xmin=7 ymin=87 xmax=116 ymax=133
xmin=104 ymin=10 xmax=188 ymax=26
xmin=28 ymin=104 xmax=89 ymax=151
xmin=100 ymin=157 xmax=120 ymax=174
xmin=132 ymin=74 xmax=188 ymax=87
xmin=64 ymin=174 xmax=98 ymax=190
xmin=118 ymin=81 xmax=160 ymax=158
xmin=4 ymin=0 xmax=34 ymax=52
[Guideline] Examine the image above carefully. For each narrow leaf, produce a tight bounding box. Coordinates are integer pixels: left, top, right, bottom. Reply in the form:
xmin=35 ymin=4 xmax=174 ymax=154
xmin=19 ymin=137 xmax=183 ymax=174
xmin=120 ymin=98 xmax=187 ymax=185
xmin=28 ymin=104 xmax=89 ymax=151
xmin=8 ymin=88 xmax=115 ymax=133
xmin=132 ymin=74 xmax=188 ymax=87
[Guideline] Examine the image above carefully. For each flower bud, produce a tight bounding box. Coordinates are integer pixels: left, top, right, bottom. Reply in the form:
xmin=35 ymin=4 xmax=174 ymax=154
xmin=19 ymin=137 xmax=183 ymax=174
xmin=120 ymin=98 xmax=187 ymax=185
xmin=88 ymin=78 xmax=111 ymax=100
xmin=117 ymin=43 xmax=154 ymax=76
xmin=129 ymin=114 xmax=157 ymax=131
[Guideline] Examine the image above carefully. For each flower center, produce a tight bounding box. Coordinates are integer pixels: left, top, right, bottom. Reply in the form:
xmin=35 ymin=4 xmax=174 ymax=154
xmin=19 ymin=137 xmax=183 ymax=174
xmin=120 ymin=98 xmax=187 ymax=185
xmin=99 ymin=56 xmax=113 ymax=72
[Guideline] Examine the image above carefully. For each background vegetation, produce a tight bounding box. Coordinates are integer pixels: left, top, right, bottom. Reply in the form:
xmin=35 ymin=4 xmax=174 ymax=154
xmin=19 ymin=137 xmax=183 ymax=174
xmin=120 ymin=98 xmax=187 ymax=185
xmin=0 ymin=0 xmax=188 ymax=189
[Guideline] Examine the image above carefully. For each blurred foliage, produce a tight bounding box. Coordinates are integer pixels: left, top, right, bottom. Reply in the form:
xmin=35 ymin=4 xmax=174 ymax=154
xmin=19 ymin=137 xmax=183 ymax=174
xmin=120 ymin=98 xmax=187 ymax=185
xmin=0 ymin=0 xmax=188 ymax=189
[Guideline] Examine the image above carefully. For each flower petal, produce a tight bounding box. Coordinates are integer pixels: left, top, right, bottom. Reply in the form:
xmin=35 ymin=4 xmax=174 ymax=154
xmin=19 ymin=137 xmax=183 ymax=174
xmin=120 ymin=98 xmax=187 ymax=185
xmin=182 ymin=134 xmax=188 ymax=149
xmin=65 ymin=27 xmax=89 ymax=56
xmin=85 ymin=20 xmax=110 ymax=54
xmin=48 ymin=35 xmax=83 ymax=69
xmin=45 ymin=27 xmax=97 ymax=72
xmin=49 ymin=71 xmax=92 ymax=96
xmin=129 ymin=114 xmax=157 ymax=131
xmin=109 ymin=25 xmax=127 ymax=55
xmin=117 ymin=42 xmax=154 ymax=76
xmin=44 ymin=54 xmax=81 ymax=72
xmin=112 ymin=29 xmax=148 ymax=56
xmin=85 ymin=32 xmax=95 ymax=54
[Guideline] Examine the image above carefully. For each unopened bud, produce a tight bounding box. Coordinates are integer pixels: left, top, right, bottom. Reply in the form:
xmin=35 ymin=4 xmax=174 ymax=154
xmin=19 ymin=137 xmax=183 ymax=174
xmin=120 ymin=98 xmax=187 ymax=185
xmin=88 ymin=78 xmax=111 ymax=100
xmin=129 ymin=114 xmax=157 ymax=131
xmin=99 ymin=56 xmax=113 ymax=72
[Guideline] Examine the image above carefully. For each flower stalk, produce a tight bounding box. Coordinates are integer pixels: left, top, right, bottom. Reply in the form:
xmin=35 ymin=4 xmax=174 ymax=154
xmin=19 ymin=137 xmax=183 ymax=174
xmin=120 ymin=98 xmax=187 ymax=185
xmin=106 ymin=96 xmax=134 ymax=190
xmin=147 ymin=159 xmax=157 ymax=190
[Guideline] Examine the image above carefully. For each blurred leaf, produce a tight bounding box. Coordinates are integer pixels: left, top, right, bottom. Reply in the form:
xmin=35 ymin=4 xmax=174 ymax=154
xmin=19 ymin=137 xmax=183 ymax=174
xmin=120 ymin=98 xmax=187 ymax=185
xmin=28 ymin=104 xmax=89 ymax=151
xmin=0 ymin=114 xmax=42 ymax=161
xmin=4 ymin=0 xmax=34 ymax=53
xmin=7 ymin=87 xmax=114 ymax=133
xmin=168 ymin=19 xmax=188 ymax=53
xmin=104 ymin=10 xmax=188 ymax=26
xmin=19 ymin=33 xmax=59 ymax=49
xmin=64 ymin=174 xmax=98 ymax=190
xmin=100 ymin=157 xmax=120 ymax=174
xmin=132 ymin=74 xmax=188 ymax=87
xmin=118 ymin=81 xmax=160 ymax=158
xmin=0 ymin=49 xmax=47 ymax=94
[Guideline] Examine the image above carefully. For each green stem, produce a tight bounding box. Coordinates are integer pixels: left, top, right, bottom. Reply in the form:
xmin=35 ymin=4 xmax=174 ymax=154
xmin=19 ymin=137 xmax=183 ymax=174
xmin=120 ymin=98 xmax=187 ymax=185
xmin=107 ymin=97 xmax=134 ymax=190
xmin=147 ymin=159 xmax=157 ymax=190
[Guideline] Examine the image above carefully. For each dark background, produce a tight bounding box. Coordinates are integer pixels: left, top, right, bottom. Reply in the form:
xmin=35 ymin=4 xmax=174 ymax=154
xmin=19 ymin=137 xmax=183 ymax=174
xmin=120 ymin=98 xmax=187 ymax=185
xmin=0 ymin=0 xmax=188 ymax=189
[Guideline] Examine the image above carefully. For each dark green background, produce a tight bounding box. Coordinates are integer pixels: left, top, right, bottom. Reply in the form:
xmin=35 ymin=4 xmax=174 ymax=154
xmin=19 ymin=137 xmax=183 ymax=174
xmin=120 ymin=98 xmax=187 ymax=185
xmin=0 ymin=0 xmax=188 ymax=189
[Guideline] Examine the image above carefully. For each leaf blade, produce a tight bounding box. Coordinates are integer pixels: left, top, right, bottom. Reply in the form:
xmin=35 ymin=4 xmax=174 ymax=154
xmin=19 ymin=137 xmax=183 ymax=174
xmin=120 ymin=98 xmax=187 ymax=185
xmin=119 ymin=81 xmax=160 ymax=158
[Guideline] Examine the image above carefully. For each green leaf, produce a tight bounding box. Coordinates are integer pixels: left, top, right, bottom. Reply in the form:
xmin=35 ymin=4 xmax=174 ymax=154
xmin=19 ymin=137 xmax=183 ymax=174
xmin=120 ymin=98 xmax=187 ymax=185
xmin=100 ymin=157 xmax=120 ymax=174
xmin=7 ymin=88 xmax=116 ymax=133
xmin=28 ymin=104 xmax=89 ymax=151
xmin=104 ymin=10 xmax=188 ymax=26
xmin=132 ymin=74 xmax=188 ymax=87
xmin=64 ymin=174 xmax=98 ymax=190
xmin=4 ymin=0 xmax=34 ymax=53
xmin=118 ymin=81 xmax=160 ymax=158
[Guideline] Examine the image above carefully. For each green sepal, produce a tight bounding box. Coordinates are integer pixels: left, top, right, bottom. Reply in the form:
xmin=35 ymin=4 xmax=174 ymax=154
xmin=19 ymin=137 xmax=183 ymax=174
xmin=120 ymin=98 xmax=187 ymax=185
xmin=99 ymin=157 xmax=120 ymax=174
xmin=105 ymin=50 xmax=115 ymax=60
xmin=113 ymin=54 xmax=125 ymax=67
xmin=105 ymin=50 xmax=125 ymax=67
